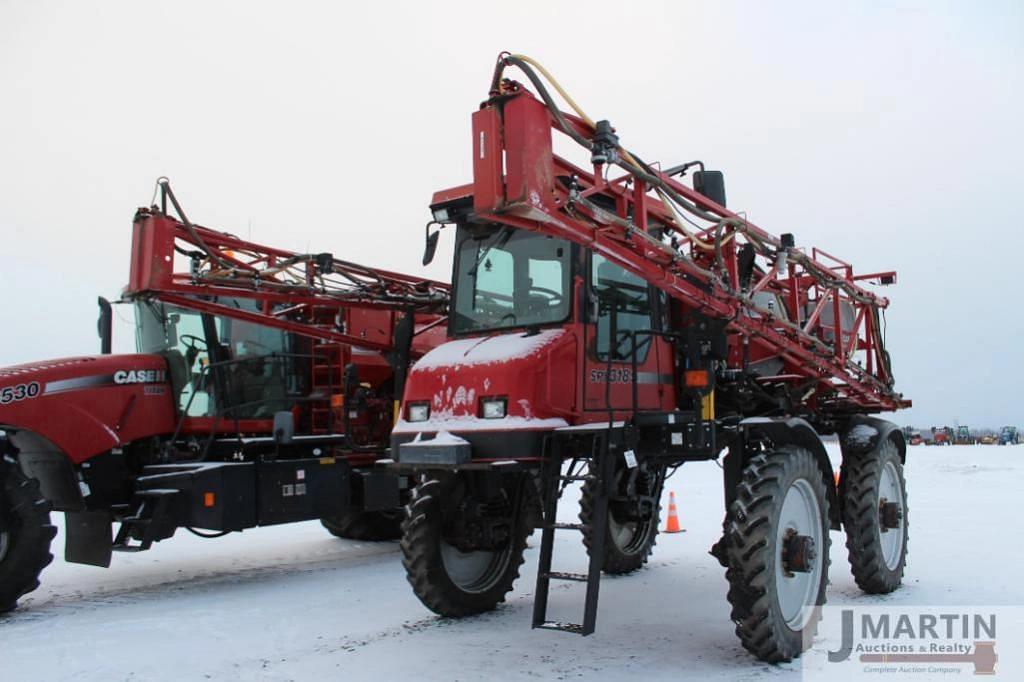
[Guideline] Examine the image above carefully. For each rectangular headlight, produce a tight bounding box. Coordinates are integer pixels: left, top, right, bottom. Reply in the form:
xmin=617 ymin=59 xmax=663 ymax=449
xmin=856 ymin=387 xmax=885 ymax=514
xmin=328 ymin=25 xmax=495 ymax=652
xmin=481 ymin=398 xmax=507 ymax=419
xmin=407 ymin=403 xmax=430 ymax=422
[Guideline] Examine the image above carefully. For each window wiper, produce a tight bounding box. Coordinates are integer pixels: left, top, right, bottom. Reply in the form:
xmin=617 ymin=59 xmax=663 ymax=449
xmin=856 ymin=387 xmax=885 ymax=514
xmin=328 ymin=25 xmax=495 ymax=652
xmin=467 ymin=226 xmax=513 ymax=277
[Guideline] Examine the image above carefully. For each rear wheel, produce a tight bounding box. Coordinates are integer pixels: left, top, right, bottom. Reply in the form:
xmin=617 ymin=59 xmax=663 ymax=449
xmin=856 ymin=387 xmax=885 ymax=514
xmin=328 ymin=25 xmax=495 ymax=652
xmin=580 ymin=459 xmax=664 ymax=574
xmin=842 ymin=438 xmax=907 ymax=593
xmin=321 ymin=510 xmax=403 ymax=541
xmin=400 ymin=472 xmax=532 ymax=617
xmin=0 ymin=459 xmax=57 ymax=613
xmin=724 ymin=446 xmax=830 ymax=662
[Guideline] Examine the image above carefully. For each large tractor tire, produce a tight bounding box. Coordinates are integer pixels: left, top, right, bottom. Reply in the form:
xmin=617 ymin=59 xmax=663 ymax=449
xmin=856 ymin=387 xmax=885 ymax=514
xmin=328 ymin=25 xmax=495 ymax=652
xmin=580 ymin=459 xmax=663 ymax=574
xmin=321 ymin=510 xmax=403 ymax=541
xmin=842 ymin=438 xmax=908 ymax=593
xmin=724 ymin=446 xmax=831 ymax=663
xmin=401 ymin=472 xmax=531 ymax=617
xmin=0 ymin=460 xmax=57 ymax=613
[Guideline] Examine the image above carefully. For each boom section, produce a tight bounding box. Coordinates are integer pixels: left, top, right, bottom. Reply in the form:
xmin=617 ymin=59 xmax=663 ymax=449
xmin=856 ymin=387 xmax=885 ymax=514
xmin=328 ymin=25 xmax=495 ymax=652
xmin=129 ymin=181 xmax=449 ymax=354
xmin=450 ymin=70 xmax=907 ymax=415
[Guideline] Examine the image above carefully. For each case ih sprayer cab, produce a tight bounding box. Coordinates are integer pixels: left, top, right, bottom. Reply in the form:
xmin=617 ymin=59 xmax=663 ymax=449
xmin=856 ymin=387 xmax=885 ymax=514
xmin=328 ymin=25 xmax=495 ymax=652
xmin=391 ymin=54 xmax=911 ymax=662
xmin=0 ymin=180 xmax=448 ymax=612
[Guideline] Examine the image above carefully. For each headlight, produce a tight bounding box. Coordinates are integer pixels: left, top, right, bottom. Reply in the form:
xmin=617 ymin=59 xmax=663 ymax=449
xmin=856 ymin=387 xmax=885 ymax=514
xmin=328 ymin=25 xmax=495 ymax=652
xmin=480 ymin=397 xmax=507 ymax=419
xmin=407 ymin=403 xmax=430 ymax=422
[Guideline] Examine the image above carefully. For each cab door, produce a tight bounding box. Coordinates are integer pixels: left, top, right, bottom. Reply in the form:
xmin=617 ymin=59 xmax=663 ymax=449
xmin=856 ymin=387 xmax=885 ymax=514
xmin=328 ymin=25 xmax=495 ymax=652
xmin=582 ymin=254 xmax=674 ymax=413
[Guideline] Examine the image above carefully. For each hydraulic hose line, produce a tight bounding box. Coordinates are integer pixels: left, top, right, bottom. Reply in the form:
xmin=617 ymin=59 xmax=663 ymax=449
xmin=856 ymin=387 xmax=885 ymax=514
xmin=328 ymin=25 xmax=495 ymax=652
xmin=493 ymin=54 xmax=884 ymax=309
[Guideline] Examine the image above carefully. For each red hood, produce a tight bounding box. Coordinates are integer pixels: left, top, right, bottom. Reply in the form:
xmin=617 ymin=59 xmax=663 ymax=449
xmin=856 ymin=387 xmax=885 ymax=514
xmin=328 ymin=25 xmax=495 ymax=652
xmin=393 ymin=328 xmax=577 ymax=435
xmin=0 ymin=354 xmax=176 ymax=464
xmin=0 ymin=354 xmax=164 ymax=386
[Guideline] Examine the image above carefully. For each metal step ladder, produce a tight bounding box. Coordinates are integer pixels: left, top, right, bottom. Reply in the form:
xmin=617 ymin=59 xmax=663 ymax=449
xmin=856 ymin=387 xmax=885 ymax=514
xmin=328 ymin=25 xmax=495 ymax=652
xmin=113 ymin=489 xmax=180 ymax=552
xmin=531 ymin=433 xmax=612 ymax=636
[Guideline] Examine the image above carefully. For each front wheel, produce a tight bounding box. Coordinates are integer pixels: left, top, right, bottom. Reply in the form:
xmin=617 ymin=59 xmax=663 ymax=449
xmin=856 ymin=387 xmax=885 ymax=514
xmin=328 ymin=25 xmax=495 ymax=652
xmin=842 ymin=438 xmax=908 ymax=593
xmin=1 ymin=459 xmax=57 ymax=612
xmin=400 ymin=472 xmax=532 ymax=617
xmin=724 ymin=446 xmax=831 ymax=663
xmin=580 ymin=459 xmax=664 ymax=574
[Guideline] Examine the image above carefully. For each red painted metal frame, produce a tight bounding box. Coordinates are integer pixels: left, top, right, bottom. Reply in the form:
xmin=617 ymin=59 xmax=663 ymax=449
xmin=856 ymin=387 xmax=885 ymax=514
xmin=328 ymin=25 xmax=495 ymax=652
xmin=128 ymin=210 xmax=449 ymax=354
xmin=454 ymin=83 xmax=908 ymax=414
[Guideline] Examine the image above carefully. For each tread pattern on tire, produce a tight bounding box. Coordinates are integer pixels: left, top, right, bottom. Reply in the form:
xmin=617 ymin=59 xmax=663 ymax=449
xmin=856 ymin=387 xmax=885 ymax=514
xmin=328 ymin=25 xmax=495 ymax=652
xmin=1 ymin=466 xmax=57 ymax=613
xmin=400 ymin=474 xmax=531 ymax=617
xmin=724 ymin=445 xmax=831 ymax=663
xmin=841 ymin=438 xmax=907 ymax=594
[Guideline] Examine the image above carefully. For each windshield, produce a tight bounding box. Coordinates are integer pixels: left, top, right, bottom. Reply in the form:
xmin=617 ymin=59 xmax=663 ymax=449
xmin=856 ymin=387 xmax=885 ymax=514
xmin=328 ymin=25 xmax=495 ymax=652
xmin=135 ymin=299 xmax=309 ymax=419
xmin=452 ymin=226 xmax=572 ymax=335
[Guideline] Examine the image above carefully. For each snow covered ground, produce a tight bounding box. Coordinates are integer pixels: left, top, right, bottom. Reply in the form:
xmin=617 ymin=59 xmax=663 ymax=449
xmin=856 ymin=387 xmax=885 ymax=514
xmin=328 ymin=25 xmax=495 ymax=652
xmin=2 ymin=444 xmax=1022 ymax=681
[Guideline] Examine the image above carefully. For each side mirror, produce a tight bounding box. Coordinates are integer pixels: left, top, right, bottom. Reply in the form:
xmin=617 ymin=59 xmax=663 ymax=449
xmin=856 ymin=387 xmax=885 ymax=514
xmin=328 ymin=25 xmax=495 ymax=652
xmin=97 ymin=297 xmax=112 ymax=354
xmin=693 ymin=170 xmax=727 ymax=208
xmin=422 ymin=224 xmax=441 ymax=266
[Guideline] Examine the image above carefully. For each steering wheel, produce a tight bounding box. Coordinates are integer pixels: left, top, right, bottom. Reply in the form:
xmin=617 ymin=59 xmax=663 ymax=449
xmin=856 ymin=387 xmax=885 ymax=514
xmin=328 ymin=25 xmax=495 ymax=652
xmin=179 ymin=334 xmax=208 ymax=373
xmin=528 ymin=286 xmax=564 ymax=305
xmin=179 ymin=334 xmax=207 ymax=350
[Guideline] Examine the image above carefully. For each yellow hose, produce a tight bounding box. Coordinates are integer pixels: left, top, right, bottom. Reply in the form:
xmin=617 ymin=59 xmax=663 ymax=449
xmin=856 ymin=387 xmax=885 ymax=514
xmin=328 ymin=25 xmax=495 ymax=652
xmin=509 ymin=53 xmax=726 ymax=252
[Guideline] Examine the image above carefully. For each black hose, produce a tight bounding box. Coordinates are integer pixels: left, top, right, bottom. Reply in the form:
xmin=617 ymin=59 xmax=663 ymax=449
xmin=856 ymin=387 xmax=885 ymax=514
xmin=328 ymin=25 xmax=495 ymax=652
xmin=499 ymin=58 xmax=882 ymax=307
xmin=186 ymin=527 xmax=231 ymax=538
xmin=498 ymin=56 xmax=890 ymax=381
xmin=501 ymin=56 xmax=595 ymax=152
xmin=159 ymin=180 xmax=235 ymax=270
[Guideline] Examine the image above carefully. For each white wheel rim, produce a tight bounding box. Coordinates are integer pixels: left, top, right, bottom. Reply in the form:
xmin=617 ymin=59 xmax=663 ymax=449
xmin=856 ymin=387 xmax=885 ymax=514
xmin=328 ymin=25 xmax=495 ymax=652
xmin=775 ymin=479 xmax=824 ymax=630
xmin=608 ymin=515 xmax=639 ymax=550
xmin=440 ymin=540 xmax=511 ymax=594
xmin=878 ymin=460 xmax=905 ymax=570
xmin=605 ymin=466 xmax=659 ymax=555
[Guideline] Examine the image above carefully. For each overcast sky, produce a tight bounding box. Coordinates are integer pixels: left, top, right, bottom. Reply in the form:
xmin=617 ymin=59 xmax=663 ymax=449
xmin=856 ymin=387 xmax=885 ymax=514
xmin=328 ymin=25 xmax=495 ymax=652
xmin=1 ymin=1 xmax=1021 ymax=428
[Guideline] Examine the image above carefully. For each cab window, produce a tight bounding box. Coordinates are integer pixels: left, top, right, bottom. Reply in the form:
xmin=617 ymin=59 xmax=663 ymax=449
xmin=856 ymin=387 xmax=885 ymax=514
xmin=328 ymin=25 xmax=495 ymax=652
xmin=591 ymin=255 xmax=654 ymax=362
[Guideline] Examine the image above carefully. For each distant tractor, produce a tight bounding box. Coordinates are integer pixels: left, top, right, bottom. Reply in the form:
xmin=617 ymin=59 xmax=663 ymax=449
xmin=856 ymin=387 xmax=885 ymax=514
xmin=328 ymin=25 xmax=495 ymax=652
xmin=931 ymin=427 xmax=953 ymax=446
xmin=955 ymin=425 xmax=974 ymax=445
xmin=903 ymin=426 xmax=923 ymax=446
xmin=999 ymin=427 xmax=1019 ymax=445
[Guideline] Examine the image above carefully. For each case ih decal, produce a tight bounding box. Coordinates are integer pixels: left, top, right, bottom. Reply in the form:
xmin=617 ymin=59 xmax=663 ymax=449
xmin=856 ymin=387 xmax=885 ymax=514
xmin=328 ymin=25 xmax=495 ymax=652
xmin=113 ymin=369 xmax=167 ymax=384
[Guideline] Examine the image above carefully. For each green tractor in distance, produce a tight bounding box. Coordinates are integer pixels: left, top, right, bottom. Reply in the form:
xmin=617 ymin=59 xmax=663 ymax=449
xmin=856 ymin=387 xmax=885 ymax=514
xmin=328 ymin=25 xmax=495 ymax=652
xmin=999 ymin=426 xmax=1019 ymax=445
xmin=955 ymin=425 xmax=974 ymax=445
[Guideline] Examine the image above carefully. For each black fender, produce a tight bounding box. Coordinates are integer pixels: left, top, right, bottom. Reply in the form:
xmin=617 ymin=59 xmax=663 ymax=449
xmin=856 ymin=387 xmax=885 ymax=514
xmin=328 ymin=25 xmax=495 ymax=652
xmin=5 ymin=429 xmax=85 ymax=511
xmin=840 ymin=416 xmax=906 ymax=463
xmin=740 ymin=417 xmax=840 ymax=530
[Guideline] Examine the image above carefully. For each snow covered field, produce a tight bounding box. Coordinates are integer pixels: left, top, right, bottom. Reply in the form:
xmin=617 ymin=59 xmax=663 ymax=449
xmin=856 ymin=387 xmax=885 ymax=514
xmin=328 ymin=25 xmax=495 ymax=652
xmin=2 ymin=444 xmax=1021 ymax=681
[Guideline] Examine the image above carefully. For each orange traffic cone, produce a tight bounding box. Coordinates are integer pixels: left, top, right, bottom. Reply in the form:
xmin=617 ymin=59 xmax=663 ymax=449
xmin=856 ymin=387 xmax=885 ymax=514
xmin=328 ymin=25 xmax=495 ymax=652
xmin=664 ymin=491 xmax=684 ymax=533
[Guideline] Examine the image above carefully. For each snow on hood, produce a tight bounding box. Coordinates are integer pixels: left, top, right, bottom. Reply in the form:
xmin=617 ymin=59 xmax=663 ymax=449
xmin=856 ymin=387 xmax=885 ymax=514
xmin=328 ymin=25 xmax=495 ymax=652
xmin=412 ymin=329 xmax=565 ymax=371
